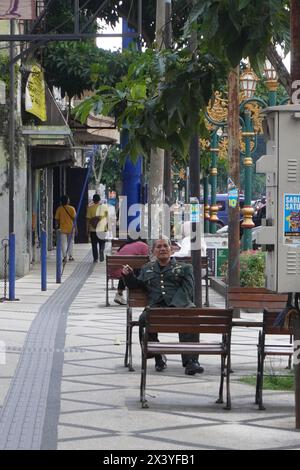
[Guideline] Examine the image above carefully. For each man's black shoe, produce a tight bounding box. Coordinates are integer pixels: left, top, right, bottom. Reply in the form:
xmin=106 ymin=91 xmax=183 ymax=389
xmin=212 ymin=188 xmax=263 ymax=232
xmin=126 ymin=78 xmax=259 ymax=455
xmin=155 ymin=354 xmax=167 ymax=372
xmin=185 ymin=360 xmax=204 ymax=375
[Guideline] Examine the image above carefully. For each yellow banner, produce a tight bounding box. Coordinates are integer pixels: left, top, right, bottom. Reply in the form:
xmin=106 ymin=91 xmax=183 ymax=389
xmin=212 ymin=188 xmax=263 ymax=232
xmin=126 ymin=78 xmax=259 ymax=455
xmin=25 ymin=64 xmax=47 ymax=122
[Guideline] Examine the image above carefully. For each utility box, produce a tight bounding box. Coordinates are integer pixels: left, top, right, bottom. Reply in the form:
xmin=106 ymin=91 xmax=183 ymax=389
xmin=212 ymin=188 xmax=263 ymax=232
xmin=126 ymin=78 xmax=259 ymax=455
xmin=256 ymin=105 xmax=300 ymax=292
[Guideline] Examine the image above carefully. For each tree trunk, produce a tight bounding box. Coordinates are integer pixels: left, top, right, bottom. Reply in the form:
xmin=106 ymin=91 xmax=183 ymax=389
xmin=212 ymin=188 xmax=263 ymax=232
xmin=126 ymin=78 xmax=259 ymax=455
xmin=291 ymin=0 xmax=300 ymax=86
xmin=148 ymin=0 xmax=166 ymax=239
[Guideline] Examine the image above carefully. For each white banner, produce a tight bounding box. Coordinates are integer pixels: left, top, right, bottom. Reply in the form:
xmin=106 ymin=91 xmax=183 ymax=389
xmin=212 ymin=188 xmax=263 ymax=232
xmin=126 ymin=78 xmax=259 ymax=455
xmin=0 ymin=0 xmax=36 ymax=20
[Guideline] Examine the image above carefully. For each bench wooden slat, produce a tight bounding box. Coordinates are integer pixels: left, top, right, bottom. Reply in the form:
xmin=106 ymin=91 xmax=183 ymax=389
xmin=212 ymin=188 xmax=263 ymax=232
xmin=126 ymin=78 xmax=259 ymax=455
xmin=150 ymin=316 xmax=232 ymax=325
xmin=232 ymin=320 xmax=263 ymax=328
xmin=229 ymin=293 xmax=288 ymax=301
xmin=264 ymin=346 xmax=293 ymax=355
xmin=149 ymin=308 xmax=231 ymax=317
xmin=229 ymin=287 xmax=272 ymax=293
xmin=229 ymin=300 xmax=287 ymax=309
xmin=148 ymin=325 xmax=232 ymax=334
xmin=148 ymin=342 xmax=226 ymax=355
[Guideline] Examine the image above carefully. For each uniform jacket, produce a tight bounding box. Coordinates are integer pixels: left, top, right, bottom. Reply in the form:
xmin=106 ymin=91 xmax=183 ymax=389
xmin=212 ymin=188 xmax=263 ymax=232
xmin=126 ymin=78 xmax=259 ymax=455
xmin=124 ymin=258 xmax=195 ymax=308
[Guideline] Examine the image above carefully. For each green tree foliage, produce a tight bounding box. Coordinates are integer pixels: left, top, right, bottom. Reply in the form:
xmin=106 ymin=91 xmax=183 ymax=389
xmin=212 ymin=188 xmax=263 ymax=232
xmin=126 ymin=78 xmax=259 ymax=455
xmin=99 ymin=146 xmax=123 ymax=190
xmin=43 ymin=42 xmax=139 ymax=99
xmin=75 ymin=47 xmax=224 ymax=161
xmin=184 ymin=0 xmax=290 ymax=72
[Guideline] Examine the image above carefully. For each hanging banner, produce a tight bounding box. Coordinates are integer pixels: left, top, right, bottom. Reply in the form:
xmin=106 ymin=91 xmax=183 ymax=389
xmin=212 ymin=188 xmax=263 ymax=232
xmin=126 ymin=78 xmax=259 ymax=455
xmin=0 ymin=1 xmax=36 ymax=19
xmin=25 ymin=64 xmax=47 ymax=122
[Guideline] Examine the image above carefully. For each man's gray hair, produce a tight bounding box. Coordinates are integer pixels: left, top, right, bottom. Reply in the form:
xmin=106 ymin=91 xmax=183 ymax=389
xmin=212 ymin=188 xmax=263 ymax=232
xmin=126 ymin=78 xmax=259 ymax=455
xmin=151 ymin=237 xmax=171 ymax=251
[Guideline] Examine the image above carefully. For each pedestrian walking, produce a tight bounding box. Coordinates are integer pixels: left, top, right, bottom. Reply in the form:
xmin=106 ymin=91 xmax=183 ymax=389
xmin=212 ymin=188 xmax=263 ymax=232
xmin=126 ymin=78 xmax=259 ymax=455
xmin=54 ymin=195 xmax=76 ymax=262
xmin=86 ymin=194 xmax=109 ymax=262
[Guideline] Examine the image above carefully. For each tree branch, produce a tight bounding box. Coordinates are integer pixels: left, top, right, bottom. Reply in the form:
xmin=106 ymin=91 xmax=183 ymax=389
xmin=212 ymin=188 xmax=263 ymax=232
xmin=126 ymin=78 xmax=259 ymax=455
xmin=266 ymin=43 xmax=291 ymax=95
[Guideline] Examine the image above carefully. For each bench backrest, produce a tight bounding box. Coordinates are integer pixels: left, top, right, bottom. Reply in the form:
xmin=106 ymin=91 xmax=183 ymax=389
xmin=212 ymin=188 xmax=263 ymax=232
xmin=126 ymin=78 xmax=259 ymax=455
xmin=127 ymin=288 xmax=148 ymax=308
xmin=111 ymin=239 xmax=127 ymax=254
xmin=263 ymin=310 xmax=293 ymax=336
xmin=146 ymin=308 xmax=233 ymax=335
xmin=106 ymin=255 xmax=150 ymax=278
xmin=227 ymin=287 xmax=288 ymax=310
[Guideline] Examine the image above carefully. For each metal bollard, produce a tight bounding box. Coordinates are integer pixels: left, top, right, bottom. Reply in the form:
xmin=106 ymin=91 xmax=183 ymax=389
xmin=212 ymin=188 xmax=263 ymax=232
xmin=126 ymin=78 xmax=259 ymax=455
xmin=56 ymin=229 xmax=62 ymax=284
xmin=41 ymin=230 xmax=47 ymax=291
xmin=8 ymin=233 xmax=16 ymax=300
xmin=0 ymin=239 xmax=9 ymax=302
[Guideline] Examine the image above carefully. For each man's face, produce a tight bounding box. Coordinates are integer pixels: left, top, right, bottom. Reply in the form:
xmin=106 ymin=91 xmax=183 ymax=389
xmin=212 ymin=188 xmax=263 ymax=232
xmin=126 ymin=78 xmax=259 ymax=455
xmin=153 ymin=239 xmax=171 ymax=263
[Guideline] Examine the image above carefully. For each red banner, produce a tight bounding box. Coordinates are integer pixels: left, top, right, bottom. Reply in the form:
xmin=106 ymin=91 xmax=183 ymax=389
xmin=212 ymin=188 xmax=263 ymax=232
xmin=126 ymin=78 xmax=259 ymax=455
xmin=0 ymin=1 xmax=36 ymax=20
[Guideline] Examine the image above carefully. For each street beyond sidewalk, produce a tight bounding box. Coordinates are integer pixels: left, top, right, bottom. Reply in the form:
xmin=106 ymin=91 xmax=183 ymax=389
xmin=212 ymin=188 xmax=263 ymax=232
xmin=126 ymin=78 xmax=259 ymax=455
xmin=0 ymin=244 xmax=298 ymax=450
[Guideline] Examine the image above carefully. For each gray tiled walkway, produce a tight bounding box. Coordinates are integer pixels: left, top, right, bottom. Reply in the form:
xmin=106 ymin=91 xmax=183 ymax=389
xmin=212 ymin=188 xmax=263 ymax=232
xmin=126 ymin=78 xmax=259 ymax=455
xmin=0 ymin=244 xmax=298 ymax=450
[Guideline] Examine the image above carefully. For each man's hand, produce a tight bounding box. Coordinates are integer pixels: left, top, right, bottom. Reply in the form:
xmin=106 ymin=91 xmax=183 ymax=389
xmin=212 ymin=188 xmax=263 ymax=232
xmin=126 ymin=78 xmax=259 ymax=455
xmin=122 ymin=264 xmax=133 ymax=276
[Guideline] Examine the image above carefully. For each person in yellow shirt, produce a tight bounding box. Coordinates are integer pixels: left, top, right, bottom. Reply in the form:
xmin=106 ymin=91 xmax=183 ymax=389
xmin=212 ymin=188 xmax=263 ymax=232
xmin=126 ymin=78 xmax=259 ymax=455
xmin=86 ymin=194 xmax=109 ymax=262
xmin=55 ymin=195 xmax=76 ymax=262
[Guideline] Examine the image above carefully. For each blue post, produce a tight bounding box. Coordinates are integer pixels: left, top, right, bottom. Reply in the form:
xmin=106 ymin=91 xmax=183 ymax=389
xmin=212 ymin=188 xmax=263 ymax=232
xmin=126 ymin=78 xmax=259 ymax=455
xmin=121 ymin=19 xmax=142 ymax=230
xmin=8 ymin=232 xmax=15 ymax=300
xmin=41 ymin=229 xmax=47 ymax=291
xmin=56 ymin=229 xmax=62 ymax=284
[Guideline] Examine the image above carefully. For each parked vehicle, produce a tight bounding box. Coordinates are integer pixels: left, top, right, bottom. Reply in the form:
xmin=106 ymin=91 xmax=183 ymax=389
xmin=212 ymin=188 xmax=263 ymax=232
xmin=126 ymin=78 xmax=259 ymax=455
xmin=203 ymin=193 xmax=245 ymax=228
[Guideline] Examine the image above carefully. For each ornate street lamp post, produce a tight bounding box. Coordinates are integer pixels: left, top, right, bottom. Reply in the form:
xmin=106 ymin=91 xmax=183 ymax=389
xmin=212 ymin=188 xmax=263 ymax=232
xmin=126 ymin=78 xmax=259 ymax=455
xmin=239 ymin=63 xmax=280 ymax=250
xmin=240 ymin=67 xmax=259 ymax=250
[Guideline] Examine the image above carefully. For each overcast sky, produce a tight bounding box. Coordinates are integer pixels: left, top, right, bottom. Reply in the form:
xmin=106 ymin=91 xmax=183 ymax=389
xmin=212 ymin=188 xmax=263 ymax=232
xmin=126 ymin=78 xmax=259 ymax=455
xmin=97 ymin=20 xmax=122 ymax=51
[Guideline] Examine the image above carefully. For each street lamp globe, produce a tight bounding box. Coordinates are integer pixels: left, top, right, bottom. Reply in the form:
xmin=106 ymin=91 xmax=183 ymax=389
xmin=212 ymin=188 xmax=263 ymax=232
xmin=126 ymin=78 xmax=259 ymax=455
xmin=264 ymin=59 xmax=278 ymax=81
xmin=240 ymin=67 xmax=259 ymax=99
xmin=264 ymin=59 xmax=278 ymax=92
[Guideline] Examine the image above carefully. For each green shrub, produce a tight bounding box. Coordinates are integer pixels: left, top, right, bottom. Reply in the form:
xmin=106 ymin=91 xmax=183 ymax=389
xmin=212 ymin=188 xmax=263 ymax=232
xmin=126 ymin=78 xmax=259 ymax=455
xmin=220 ymin=250 xmax=266 ymax=287
xmin=240 ymin=250 xmax=266 ymax=287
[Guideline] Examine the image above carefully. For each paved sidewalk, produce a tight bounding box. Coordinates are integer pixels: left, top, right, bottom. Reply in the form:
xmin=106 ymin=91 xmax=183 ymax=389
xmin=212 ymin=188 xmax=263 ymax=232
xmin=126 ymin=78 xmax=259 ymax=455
xmin=0 ymin=244 xmax=298 ymax=450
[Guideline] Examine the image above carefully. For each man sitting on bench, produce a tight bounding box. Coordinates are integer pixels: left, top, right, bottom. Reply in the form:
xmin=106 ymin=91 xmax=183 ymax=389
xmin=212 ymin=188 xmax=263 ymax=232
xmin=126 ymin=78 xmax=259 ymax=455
xmin=122 ymin=238 xmax=204 ymax=375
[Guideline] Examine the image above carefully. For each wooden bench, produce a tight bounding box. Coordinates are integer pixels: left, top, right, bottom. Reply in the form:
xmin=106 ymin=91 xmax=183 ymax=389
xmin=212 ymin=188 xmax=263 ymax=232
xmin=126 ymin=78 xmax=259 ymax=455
xmin=174 ymin=256 xmax=210 ymax=307
xmin=125 ymin=288 xmax=148 ymax=371
xmin=255 ymin=309 xmax=293 ymax=410
xmin=226 ymin=287 xmax=288 ymax=328
xmin=105 ymin=255 xmax=149 ymax=306
xmin=140 ymin=307 xmax=233 ymax=409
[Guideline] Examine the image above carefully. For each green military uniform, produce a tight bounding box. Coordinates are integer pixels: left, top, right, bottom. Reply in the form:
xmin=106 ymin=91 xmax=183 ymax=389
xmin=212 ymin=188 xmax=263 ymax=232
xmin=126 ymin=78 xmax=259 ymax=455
xmin=124 ymin=258 xmax=199 ymax=366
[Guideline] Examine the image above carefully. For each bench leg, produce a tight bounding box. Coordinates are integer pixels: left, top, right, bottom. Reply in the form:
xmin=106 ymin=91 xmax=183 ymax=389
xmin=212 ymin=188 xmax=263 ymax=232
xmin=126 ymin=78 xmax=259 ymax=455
xmin=124 ymin=307 xmax=136 ymax=372
xmin=216 ymin=355 xmax=225 ymax=404
xmin=255 ymin=347 xmax=261 ymax=405
xmin=106 ymin=277 xmax=110 ymax=306
xmin=257 ymin=353 xmax=266 ymax=410
xmin=287 ymin=335 xmax=293 ymax=369
xmin=140 ymin=352 xmax=148 ymax=408
xmin=124 ymin=306 xmax=131 ymax=368
xmin=224 ymin=354 xmax=231 ymax=410
xmin=204 ymin=276 xmax=209 ymax=307
xmin=127 ymin=321 xmax=135 ymax=372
